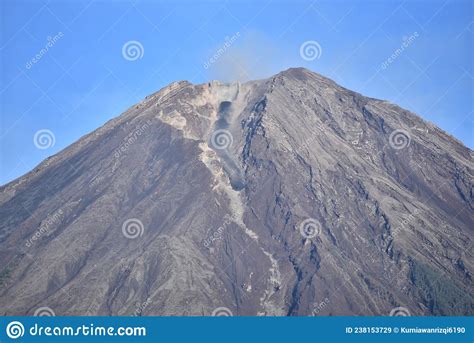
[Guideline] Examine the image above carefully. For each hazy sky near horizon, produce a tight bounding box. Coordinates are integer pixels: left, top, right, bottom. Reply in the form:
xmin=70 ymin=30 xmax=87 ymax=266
xmin=1 ymin=0 xmax=472 ymax=185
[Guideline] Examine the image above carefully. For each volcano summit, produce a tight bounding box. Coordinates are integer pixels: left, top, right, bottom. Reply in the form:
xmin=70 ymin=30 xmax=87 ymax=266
xmin=0 ymin=68 xmax=472 ymax=316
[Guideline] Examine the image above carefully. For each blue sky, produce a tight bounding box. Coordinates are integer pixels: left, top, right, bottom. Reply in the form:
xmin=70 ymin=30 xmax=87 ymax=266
xmin=0 ymin=0 xmax=472 ymax=185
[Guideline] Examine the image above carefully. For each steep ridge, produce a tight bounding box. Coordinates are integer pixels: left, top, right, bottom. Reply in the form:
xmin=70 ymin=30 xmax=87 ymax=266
xmin=0 ymin=68 xmax=472 ymax=316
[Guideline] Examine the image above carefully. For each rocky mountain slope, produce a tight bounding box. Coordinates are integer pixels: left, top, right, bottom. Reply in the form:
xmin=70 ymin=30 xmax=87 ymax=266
xmin=0 ymin=68 xmax=472 ymax=316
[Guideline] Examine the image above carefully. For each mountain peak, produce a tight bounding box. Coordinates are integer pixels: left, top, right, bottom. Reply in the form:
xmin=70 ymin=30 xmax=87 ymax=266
xmin=0 ymin=68 xmax=472 ymax=316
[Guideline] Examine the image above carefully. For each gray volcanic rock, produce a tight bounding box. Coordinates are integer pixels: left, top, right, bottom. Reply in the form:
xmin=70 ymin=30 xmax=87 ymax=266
xmin=0 ymin=68 xmax=472 ymax=316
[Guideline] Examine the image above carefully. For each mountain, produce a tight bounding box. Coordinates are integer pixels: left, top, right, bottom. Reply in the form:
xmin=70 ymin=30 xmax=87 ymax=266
xmin=0 ymin=68 xmax=472 ymax=316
